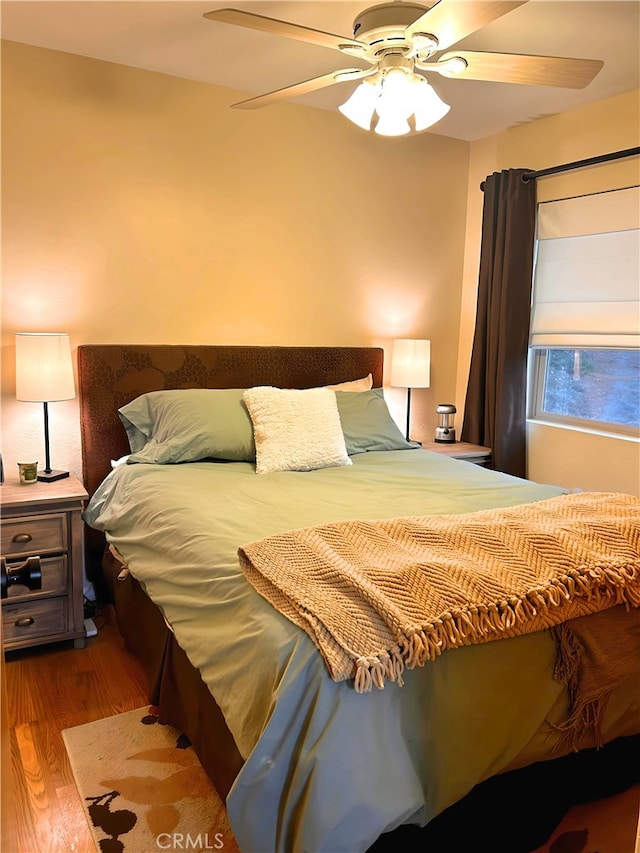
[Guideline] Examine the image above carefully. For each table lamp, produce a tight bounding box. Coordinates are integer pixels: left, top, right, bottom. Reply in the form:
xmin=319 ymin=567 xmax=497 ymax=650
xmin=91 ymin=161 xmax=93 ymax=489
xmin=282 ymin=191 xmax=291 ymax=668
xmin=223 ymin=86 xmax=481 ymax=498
xmin=390 ymin=339 xmax=431 ymax=441
xmin=15 ymin=332 xmax=75 ymax=482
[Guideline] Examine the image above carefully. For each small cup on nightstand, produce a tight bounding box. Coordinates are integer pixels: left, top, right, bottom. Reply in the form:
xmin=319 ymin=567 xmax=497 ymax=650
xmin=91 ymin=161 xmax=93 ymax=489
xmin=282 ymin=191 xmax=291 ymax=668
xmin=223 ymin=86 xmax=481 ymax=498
xmin=18 ymin=461 xmax=38 ymax=484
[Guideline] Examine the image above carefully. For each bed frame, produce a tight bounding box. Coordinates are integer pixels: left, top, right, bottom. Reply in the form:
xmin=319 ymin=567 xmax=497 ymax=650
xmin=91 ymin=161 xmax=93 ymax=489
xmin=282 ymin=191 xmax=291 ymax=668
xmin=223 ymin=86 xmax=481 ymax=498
xmin=78 ymin=344 xmax=384 ymax=797
xmin=77 ymin=343 xmax=639 ymax=852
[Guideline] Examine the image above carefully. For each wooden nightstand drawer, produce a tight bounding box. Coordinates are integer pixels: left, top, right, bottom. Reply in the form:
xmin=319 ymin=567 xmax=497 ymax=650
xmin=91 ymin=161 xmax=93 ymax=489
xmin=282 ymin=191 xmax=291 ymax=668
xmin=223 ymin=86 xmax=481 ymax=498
xmin=4 ymin=555 xmax=67 ymax=599
xmin=1 ymin=513 xmax=66 ymax=558
xmin=2 ymin=597 xmax=67 ymax=644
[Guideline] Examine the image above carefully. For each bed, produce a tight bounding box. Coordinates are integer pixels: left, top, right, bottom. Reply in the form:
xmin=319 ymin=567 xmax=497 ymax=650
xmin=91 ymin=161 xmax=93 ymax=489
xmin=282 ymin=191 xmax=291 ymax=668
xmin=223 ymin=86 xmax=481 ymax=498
xmin=78 ymin=344 xmax=640 ymax=853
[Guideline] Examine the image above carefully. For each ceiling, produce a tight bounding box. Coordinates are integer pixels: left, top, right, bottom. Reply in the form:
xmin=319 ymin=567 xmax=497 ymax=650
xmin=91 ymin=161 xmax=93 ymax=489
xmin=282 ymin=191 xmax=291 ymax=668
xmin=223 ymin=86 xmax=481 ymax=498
xmin=1 ymin=0 xmax=639 ymax=140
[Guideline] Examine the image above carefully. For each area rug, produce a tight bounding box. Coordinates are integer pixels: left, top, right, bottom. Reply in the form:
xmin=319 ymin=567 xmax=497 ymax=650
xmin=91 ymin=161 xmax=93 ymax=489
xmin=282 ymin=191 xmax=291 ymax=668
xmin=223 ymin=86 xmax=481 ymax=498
xmin=62 ymin=706 xmax=241 ymax=853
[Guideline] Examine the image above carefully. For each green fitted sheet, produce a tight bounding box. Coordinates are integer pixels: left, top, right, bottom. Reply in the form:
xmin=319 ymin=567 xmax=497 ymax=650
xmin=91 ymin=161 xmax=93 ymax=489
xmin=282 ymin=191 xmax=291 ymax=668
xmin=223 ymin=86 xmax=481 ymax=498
xmin=84 ymin=449 xmax=640 ymax=853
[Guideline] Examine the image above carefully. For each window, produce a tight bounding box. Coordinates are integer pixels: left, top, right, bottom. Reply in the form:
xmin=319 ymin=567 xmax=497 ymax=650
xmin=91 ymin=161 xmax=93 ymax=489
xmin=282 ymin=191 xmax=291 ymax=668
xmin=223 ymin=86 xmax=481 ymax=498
xmin=528 ymin=186 xmax=640 ymax=437
xmin=530 ymin=348 xmax=640 ymax=435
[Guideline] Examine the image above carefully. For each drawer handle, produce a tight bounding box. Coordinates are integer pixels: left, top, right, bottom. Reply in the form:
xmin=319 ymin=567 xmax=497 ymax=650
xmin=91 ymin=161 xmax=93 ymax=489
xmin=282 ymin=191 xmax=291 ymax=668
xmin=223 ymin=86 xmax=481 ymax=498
xmin=12 ymin=533 xmax=33 ymax=544
xmin=15 ymin=617 xmax=35 ymax=628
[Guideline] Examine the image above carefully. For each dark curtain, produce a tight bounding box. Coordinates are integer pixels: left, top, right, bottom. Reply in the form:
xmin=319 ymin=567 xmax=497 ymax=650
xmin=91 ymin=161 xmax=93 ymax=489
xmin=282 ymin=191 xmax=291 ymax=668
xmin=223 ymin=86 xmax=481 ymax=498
xmin=461 ymin=169 xmax=536 ymax=478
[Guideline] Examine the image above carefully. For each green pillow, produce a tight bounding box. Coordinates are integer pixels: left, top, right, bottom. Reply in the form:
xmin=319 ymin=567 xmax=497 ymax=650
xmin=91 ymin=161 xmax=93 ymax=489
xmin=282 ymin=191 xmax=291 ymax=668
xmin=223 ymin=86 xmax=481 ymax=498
xmin=335 ymin=389 xmax=418 ymax=455
xmin=119 ymin=389 xmax=255 ymax=464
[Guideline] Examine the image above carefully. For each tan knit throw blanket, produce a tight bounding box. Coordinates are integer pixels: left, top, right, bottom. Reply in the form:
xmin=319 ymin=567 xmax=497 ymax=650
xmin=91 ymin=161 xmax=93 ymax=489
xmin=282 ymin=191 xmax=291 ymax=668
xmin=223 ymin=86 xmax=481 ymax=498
xmin=238 ymin=492 xmax=640 ymax=693
xmin=551 ymin=604 xmax=640 ymax=750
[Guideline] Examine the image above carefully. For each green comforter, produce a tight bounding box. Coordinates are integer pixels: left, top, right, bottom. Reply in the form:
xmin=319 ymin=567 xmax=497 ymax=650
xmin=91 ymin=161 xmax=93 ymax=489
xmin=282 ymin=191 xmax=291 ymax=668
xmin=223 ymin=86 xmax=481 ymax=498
xmin=84 ymin=449 xmax=639 ymax=852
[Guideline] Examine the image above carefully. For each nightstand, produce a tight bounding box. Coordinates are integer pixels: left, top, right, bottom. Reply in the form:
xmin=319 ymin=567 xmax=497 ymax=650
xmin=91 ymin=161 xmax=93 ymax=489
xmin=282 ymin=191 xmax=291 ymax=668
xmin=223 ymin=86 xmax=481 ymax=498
xmin=1 ymin=474 xmax=88 ymax=651
xmin=421 ymin=441 xmax=492 ymax=467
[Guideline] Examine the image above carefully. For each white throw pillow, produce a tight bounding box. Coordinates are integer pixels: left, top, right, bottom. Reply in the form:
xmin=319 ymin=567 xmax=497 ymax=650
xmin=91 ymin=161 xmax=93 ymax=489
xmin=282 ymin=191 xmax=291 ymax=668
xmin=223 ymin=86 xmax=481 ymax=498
xmin=243 ymin=386 xmax=352 ymax=474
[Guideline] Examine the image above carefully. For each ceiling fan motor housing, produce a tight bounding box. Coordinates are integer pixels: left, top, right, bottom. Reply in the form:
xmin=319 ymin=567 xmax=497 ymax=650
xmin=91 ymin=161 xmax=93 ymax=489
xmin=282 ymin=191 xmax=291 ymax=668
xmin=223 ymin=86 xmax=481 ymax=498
xmin=353 ymin=2 xmax=434 ymax=53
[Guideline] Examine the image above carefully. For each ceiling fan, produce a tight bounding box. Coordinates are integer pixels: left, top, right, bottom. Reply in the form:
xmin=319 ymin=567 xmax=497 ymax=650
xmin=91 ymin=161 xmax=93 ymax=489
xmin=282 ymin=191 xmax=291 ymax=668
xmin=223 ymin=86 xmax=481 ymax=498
xmin=203 ymin=1 xmax=604 ymax=136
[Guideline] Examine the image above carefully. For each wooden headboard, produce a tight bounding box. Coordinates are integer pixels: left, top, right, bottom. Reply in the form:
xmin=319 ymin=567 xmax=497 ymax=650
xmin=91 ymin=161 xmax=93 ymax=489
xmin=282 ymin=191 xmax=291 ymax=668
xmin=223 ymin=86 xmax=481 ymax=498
xmin=78 ymin=343 xmax=384 ymax=497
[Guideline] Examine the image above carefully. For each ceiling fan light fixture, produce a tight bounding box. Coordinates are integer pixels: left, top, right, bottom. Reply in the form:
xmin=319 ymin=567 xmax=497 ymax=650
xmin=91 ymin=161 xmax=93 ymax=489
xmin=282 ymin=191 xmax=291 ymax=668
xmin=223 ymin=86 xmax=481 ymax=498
xmin=338 ymin=76 xmax=382 ymax=130
xmin=373 ymin=68 xmax=415 ymax=136
xmin=374 ymin=112 xmax=412 ymax=136
xmin=411 ymin=75 xmax=451 ymax=131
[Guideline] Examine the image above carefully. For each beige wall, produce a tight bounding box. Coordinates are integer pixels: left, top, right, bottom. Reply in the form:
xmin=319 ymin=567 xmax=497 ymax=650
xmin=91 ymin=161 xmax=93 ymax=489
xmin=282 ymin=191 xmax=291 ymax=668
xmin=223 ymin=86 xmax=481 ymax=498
xmin=458 ymin=89 xmax=640 ymax=496
xmin=1 ymin=41 xmax=470 ymax=479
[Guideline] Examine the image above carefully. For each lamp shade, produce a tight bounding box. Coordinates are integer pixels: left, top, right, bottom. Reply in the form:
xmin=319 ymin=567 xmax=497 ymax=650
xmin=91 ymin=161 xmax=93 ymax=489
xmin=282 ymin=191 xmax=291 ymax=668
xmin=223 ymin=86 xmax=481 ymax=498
xmin=338 ymin=77 xmax=381 ymax=131
xmin=390 ymin=339 xmax=431 ymax=388
xmin=412 ymin=76 xmax=451 ymax=131
xmin=374 ymin=69 xmax=415 ymax=137
xmin=16 ymin=333 xmax=75 ymax=402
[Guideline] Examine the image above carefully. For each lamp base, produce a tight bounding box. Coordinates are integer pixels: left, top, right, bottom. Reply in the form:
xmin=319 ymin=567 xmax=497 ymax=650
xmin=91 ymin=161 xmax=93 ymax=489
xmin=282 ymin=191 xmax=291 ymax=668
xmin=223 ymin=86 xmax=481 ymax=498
xmin=37 ymin=469 xmax=70 ymax=483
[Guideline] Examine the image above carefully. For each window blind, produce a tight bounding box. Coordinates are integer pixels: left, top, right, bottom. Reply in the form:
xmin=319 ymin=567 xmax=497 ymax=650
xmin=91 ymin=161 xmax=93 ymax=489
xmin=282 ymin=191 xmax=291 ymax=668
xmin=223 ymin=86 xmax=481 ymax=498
xmin=530 ymin=185 xmax=640 ymax=348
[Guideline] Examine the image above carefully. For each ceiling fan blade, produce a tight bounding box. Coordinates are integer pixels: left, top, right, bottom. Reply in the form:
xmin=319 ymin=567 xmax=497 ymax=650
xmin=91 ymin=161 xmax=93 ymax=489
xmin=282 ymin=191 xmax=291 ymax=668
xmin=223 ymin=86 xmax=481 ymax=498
xmin=405 ymin=0 xmax=528 ymax=51
xmin=435 ymin=50 xmax=604 ymax=88
xmin=231 ymin=69 xmax=376 ymax=110
xmin=203 ymin=8 xmax=373 ymax=61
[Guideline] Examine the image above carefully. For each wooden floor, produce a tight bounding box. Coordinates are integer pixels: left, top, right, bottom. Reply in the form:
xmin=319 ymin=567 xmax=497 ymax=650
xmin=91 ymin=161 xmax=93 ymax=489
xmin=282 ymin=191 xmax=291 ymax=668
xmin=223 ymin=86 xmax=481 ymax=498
xmin=2 ymin=607 xmax=639 ymax=853
xmin=2 ymin=606 xmax=150 ymax=853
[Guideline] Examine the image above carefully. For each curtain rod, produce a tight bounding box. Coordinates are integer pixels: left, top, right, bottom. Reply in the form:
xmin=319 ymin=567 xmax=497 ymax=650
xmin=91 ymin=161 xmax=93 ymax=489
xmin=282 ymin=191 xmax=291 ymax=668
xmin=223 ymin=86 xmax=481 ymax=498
xmin=480 ymin=146 xmax=640 ymax=191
